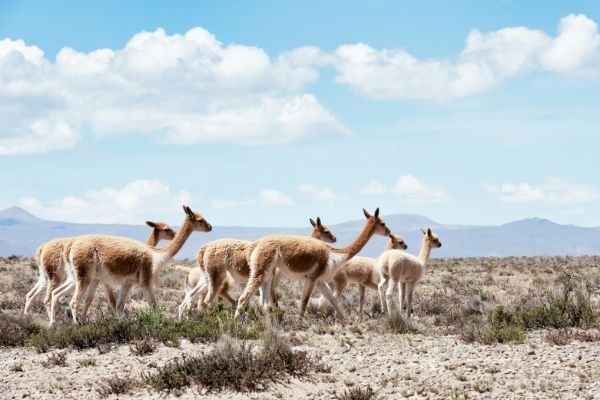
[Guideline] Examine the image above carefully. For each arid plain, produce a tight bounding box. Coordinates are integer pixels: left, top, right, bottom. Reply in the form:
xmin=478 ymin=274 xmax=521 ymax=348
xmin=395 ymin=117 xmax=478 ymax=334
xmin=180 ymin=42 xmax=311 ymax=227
xmin=1 ymin=255 xmax=599 ymax=399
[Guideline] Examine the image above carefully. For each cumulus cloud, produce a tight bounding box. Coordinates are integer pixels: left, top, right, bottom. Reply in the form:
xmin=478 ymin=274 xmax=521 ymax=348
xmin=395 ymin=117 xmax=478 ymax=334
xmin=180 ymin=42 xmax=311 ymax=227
xmin=359 ymin=180 xmax=388 ymax=195
xmin=393 ymin=175 xmax=447 ymax=204
xmin=333 ymin=14 xmax=600 ymax=100
xmin=485 ymin=178 xmax=600 ymax=204
xmin=298 ymin=184 xmax=341 ymax=204
xmin=211 ymin=189 xmax=294 ymax=209
xmin=0 ymin=28 xmax=347 ymax=155
xmin=259 ymin=189 xmax=295 ymax=206
xmin=18 ymin=179 xmax=192 ymax=224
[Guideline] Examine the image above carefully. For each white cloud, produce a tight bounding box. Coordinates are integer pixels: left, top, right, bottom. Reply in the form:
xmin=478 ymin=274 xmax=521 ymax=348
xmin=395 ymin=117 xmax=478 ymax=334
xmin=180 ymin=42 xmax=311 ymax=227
xmin=0 ymin=27 xmax=347 ymax=155
xmin=18 ymin=179 xmax=192 ymax=224
xmin=485 ymin=178 xmax=600 ymax=204
xmin=211 ymin=189 xmax=294 ymax=209
xmin=332 ymin=14 xmax=600 ymax=100
xmin=259 ymin=189 xmax=295 ymax=206
xmin=393 ymin=175 xmax=446 ymax=204
xmin=540 ymin=14 xmax=600 ymax=74
xmin=360 ymin=180 xmax=388 ymax=195
xmin=211 ymin=197 xmax=256 ymax=209
xmin=298 ymin=184 xmax=341 ymax=204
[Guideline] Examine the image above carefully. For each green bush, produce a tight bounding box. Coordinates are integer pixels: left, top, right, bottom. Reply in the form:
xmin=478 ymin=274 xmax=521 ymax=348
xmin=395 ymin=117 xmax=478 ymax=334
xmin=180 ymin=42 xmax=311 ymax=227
xmin=27 ymin=306 xmax=264 ymax=352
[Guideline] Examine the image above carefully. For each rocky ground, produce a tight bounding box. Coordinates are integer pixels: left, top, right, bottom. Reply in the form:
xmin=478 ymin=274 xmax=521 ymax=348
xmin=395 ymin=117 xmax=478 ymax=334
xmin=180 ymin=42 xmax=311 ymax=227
xmin=1 ymin=255 xmax=599 ymax=399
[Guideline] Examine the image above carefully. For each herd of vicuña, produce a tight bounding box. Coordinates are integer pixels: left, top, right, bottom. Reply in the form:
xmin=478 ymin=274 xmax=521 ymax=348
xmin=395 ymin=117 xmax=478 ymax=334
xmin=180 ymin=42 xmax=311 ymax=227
xmin=24 ymin=205 xmax=442 ymax=326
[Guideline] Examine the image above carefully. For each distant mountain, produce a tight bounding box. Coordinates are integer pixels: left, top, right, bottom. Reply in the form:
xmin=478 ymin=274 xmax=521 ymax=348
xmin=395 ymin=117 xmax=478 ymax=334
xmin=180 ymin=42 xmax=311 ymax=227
xmin=0 ymin=207 xmax=599 ymax=258
xmin=0 ymin=206 xmax=42 ymax=225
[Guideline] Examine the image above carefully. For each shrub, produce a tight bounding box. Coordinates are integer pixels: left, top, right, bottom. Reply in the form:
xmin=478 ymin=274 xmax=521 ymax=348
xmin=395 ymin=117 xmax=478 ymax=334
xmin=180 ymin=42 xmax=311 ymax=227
xmin=130 ymin=338 xmax=157 ymax=356
xmin=41 ymin=351 xmax=68 ymax=368
xmin=459 ymin=321 xmax=526 ymax=345
xmin=28 ymin=306 xmax=264 ymax=352
xmin=143 ymin=325 xmax=319 ymax=393
xmin=97 ymin=376 xmax=135 ymax=396
xmin=545 ymin=329 xmax=600 ymax=346
xmin=10 ymin=363 xmax=23 ymax=372
xmin=384 ymin=313 xmax=422 ymax=334
xmin=0 ymin=312 xmax=41 ymax=347
xmin=77 ymin=357 xmax=97 ymax=367
xmin=335 ymin=386 xmax=378 ymax=400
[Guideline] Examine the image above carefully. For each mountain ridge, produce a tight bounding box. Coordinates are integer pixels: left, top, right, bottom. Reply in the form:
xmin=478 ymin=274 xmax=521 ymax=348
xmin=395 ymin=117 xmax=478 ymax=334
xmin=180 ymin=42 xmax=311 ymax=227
xmin=0 ymin=207 xmax=599 ymax=258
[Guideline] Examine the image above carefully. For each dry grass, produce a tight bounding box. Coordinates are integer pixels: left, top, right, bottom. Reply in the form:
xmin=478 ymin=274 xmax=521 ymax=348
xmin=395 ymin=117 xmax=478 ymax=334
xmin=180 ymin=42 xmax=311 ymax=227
xmin=1 ymin=255 xmax=600 ymax=396
xmin=142 ymin=324 xmax=322 ymax=393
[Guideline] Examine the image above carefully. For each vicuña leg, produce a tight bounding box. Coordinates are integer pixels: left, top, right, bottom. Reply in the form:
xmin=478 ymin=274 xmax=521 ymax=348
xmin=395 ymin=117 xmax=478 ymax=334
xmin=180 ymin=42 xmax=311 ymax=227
xmin=399 ymin=282 xmax=406 ymax=311
xmin=358 ymin=285 xmax=366 ymax=315
xmin=378 ymin=277 xmax=389 ymax=314
xmin=316 ymin=281 xmax=344 ymax=319
xmin=405 ymin=282 xmax=416 ymax=319
xmin=385 ymin=279 xmax=398 ymax=316
xmin=140 ymin=285 xmax=156 ymax=308
xmin=49 ymin=278 xmax=75 ymax=326
xmin=81 ymin=279 xmax=100 ymax=321
xmin=24 ymin=275 xmax=46 ymax=315
xmin=299 ymin=279 xmax=317 ymax=317
xmin=70 ymin=278 xmax=91 ymax=324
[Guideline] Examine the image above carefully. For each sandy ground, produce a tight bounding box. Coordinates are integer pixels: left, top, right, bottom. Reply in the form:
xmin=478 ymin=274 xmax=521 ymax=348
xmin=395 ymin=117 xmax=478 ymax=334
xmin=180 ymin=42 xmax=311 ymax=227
xmin=2 ymin=329 xmax=600 ymax=399
xmin=1 ymin=255 xmax=600 ymax=399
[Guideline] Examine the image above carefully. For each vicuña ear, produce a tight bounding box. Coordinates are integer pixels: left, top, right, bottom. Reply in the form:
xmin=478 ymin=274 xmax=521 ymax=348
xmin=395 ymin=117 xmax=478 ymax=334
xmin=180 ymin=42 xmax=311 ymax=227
xmin=388 ymin=234 xmax=394 ymax=240
xmin=427 ymin=228 xmax=432 ymax=237
xmin=317 ymin=217 xmax=322 ymax=228
xmin=421 ymin=228 xmax=426 ymax=235
xmin=309 ymin=218 xmax=316 ymax=227
xmin=363 ymin=208 xmax=372 ymax=219
xmin=374 ymin=208 xmax=380 ymax=218
xmin=146 ymin=221 xmax=157 ymax=228
xmin=183 ymin=205 xmax=194 ymax=218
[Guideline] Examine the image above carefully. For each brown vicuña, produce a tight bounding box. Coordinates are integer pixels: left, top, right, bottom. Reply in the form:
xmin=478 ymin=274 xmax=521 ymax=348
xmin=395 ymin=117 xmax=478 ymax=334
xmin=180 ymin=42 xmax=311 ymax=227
xmin=49 ymin=206 xmax=211 ymax=326
xmin=235 ymin=208 xmax=390 ymax=319
xmin=24 ymin=221 xmax=176 ymax=321
xmin=377 ymin=228 xmax=442 ymax=318
xmin=176 ymin=217 xmax=337 ymax=318
xmin=321 ymin=234 xmax=407 ymax=315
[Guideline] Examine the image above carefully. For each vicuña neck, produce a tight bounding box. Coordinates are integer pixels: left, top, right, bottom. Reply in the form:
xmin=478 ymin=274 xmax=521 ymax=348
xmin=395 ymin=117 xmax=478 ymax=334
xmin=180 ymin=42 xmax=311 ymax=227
xmin=418 ymin=236 xmax=432 ymax=265
xmin=310 ymin=229 xmax=320 ymax=239
xmin=384 ymin=240 xmax=396 ymax=251
xmin=146 ymin=231 xmax=159 ymax=247
xmin=157 ymin=218 xmax=193 ymax=258
xmin=331 ymin=220 xmax=376 ymax=261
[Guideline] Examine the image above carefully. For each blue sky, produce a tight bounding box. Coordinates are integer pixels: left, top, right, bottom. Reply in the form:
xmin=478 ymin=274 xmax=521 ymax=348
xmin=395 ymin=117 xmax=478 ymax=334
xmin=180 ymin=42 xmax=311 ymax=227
xmin=0 ymin=0 xmax=599 ymax=227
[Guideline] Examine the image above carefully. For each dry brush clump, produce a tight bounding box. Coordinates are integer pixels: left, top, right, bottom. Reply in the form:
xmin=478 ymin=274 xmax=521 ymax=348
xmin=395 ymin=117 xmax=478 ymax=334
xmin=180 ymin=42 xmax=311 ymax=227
xmin=335 ymin=386 xmax=378 ymax=400
xmin=96 ymin=376 xmax=136 ymax=396
xmin=458 ymin=270 xmax=599 ymax=344
xmin=545 ymin=328 xmax=600 ymax=345
xmin=142 ymin=322 xmax=324 ymax=393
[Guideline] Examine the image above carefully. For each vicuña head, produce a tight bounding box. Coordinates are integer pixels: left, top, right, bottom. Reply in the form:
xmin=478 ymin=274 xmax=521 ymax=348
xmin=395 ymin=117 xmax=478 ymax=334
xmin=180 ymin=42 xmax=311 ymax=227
xmin=310 ymin=217 xmax=336 ymax=243
xmin=387 ymin=234 xmax=408 ymax=250
xmin=146 ymin=220 xmax=177 ymax=244
xmin=421 ymin=228 xmax=442 ymax=248
xmin=362 ymin=207 xmax=391 ymax=237
xmin=182 ymin=205 xmax=212 ymax=233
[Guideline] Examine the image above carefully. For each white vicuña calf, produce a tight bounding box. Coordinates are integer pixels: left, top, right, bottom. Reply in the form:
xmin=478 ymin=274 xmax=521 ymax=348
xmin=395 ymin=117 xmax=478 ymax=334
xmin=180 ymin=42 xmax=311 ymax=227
xmin=322 ymin=234 xmax=407 ymax=315
xmin=377 ymin=228 xmax=441 ymax=318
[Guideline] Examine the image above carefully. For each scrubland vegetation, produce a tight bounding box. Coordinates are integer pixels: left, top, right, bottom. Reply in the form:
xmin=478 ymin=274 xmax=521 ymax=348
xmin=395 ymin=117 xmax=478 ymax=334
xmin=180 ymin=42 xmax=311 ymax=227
xmin=1 ymin=255 xmax=599 ymax=398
